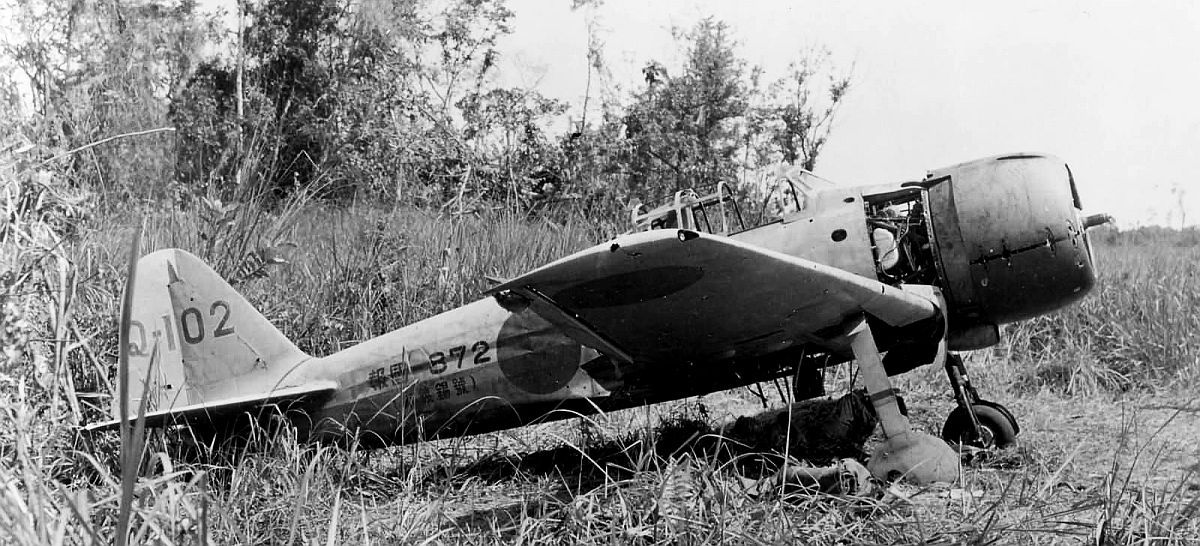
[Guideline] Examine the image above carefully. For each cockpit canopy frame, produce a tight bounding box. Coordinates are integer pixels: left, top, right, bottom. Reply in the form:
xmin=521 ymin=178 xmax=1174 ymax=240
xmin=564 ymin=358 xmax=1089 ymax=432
xmin=630 ymin=182 xmax=746 ymax=236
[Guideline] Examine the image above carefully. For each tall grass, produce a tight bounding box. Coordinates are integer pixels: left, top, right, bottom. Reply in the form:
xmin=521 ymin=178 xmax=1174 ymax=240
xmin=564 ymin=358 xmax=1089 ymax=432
xmin=1001 ymin=243 xmax=1200 ymax=395
xmin=73 ymin=199 xmax=602 ymax=358
xmin=4 ymin=153 xmax=1200 ymax=542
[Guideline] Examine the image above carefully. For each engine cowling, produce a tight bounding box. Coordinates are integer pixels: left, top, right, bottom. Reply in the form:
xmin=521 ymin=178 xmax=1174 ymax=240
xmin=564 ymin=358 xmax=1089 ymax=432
xmin=922 ymin=153 xmax=1100 ymax=350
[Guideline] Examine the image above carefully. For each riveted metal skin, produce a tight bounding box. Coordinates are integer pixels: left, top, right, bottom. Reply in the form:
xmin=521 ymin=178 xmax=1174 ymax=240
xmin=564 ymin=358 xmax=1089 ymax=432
xmin=89 ymin=153 xmax=1107 ymax=463
xmin=925 ymin=154 xmax=1097 ymax=349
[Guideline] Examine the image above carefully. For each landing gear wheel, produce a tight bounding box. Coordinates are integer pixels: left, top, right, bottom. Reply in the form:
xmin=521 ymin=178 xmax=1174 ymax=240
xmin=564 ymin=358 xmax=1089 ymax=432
xmin=942 ymin=353 xmax=1020 ymax=449
xmin=942 ymin=403 xmax=1018 ymax=448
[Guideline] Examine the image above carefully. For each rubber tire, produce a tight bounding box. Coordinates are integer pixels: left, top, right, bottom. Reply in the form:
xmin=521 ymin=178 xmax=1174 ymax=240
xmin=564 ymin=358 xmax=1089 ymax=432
xmin=942 ymin=404 xmax=1018 ymax=448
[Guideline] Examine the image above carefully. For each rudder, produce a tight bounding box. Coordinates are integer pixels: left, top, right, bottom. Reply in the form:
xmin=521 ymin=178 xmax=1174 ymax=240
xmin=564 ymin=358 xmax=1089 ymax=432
xmin=119 ymin=249 xmax=311 ymax=418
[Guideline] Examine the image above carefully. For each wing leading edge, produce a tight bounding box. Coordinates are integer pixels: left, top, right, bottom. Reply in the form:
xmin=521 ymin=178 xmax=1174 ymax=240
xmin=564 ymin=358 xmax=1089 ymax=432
xmin=489 ymin=229 xmax=938 ymax=364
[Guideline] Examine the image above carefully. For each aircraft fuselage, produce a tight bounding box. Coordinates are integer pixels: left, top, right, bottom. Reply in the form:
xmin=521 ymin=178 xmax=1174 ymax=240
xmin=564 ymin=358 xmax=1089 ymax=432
xmin=295 ymin=154 xmax=1101 ymax=445
xmin=300 ymin=188 xmax=896 ymax=444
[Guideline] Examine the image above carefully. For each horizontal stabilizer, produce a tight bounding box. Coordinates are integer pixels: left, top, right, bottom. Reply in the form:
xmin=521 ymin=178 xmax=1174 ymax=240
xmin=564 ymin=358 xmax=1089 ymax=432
xmin=83 ymin=381 xmax=338 ymax=432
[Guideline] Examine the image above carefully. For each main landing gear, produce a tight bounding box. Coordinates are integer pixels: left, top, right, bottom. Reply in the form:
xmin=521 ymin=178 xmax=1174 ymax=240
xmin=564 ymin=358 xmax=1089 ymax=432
xmin=850 ymin=318 xmax=959 ymax=485
xmin=849 ymin=315 xmax=1022 ymax=484
xmin=941 ymin=354 xmax=1020 ymax=448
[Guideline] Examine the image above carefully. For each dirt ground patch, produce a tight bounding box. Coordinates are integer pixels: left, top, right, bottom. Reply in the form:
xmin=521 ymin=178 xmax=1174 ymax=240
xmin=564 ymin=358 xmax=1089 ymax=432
xmin=1011 ymin=393 xmax=1200 ymax=486
xmin=347 ymin=384 xmax=1198 ymax=543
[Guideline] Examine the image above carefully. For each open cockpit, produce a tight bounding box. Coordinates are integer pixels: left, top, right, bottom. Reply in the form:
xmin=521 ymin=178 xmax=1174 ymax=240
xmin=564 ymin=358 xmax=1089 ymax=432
xmin=628 ymin=169 xmax=942 ymax=291
xmin=629 ymin=182 xmax=746 ymax=236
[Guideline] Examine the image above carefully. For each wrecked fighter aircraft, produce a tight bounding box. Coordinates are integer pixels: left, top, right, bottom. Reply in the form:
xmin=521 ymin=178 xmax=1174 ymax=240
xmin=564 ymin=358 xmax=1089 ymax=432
xmin=86 ymin=153 xmax=1111 ymax=484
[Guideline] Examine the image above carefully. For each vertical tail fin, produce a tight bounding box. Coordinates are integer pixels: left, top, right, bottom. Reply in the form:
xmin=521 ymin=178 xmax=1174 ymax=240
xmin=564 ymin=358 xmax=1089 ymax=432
xmin=117 ymin=249 xmax=311 ymax=417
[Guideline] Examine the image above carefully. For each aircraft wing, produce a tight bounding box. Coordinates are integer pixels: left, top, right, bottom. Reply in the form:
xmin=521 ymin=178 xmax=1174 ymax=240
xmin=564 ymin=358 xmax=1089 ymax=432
xmin=488 ymin=229 xmax=937 ymax=364
xmin=82 ymin=381 xmax=338 ymax=432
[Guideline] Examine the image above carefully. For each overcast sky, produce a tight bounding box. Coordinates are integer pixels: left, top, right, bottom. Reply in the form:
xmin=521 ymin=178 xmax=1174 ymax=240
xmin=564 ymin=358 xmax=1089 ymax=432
xmin=497 ymin=0 xmax=1200 ymax=227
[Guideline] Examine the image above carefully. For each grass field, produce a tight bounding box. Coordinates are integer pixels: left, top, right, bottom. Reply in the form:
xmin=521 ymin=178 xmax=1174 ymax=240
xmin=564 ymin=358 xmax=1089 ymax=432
xmin=2 ymin=183 xmax=1199 ymax=544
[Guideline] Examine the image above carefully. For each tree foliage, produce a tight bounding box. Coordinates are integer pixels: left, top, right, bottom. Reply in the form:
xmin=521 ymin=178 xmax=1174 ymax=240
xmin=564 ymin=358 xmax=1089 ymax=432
xmin=4 ymin=0 xmax=217 ymax=201
xmin=623 ymin=18 xmax=748 ymax=198
xmin=582 ymin=18 xmax=851 ymax=211
xmin=766 ymin=52 xmax=852 ymax=171
xmin=3 ymin=1 xmax=852 ymax=219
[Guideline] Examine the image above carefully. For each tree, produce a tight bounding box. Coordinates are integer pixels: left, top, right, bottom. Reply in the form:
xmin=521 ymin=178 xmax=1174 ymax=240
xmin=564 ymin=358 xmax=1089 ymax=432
xmin=243 ymin=0 xmax=344 ymax=194
xmin=623 ymin=18 xmax=749 ymax=198
xmin=561 ymin=16 xmax=852 ymax=223
xmin=764 ymin=51 xmax=851 ymax=171
xmin=5 ymin=0 xmax=217 ymax=200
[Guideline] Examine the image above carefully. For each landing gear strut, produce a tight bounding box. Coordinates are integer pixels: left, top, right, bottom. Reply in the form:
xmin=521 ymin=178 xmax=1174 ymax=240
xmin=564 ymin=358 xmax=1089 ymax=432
xmin=941 ymin=354 xmax=1020 ymax=448
xmin=850 ymin=318 xmax=958 ymax=485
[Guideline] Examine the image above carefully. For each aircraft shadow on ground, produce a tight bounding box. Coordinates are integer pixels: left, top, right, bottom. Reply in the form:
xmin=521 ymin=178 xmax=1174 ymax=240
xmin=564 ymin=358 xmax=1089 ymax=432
xmin=453 ymin=391 xmax=881 ymax=492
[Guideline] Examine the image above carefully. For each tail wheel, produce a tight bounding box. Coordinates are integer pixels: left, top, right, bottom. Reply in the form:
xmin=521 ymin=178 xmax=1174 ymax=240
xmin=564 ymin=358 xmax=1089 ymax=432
xmin=942 ymin=403 xmax=1018 ymax=448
